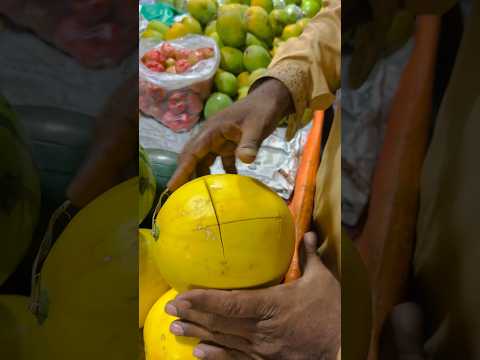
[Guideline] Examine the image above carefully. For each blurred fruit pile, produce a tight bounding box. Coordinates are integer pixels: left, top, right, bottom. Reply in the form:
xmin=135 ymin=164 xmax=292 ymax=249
xmin=141 ymin=0 xmax=323 ymax=122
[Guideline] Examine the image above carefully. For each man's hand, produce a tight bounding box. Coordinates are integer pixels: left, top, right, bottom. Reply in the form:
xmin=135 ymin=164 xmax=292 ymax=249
xmin=164 ymin=232 xmax=341 ymax=360
xmin=167 ymin=79 xmax=293 ymax=191
xmin=384 ymin=303 xmax=427 ymax=360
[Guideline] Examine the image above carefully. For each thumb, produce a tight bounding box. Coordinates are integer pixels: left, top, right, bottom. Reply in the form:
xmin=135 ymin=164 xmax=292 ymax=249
xmin=302 ymin=232 xmax=325 ymax=277
xmin=236 ymin=117 xmax=266 ymax=164
xmin=391 ymin=302 xmax=426 ymax=360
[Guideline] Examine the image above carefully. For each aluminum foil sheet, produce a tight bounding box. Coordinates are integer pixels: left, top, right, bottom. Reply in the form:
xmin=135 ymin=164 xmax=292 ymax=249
xmin=140 ymin=114 xmax=311 ymax=200
xmin=341 ymin=39 xmax=413 ymax=226
xmin=210 ymin=123 xmax=311 ymax=200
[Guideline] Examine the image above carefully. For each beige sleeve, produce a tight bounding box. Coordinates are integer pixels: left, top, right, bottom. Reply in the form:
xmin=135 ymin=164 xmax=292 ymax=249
xmin=254 ymin=1 xmax=341 ymax=137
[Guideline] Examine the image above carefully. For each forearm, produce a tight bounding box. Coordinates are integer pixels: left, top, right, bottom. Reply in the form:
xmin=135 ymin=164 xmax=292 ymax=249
xmin=259 ymin=2 xmax=341 ymax=119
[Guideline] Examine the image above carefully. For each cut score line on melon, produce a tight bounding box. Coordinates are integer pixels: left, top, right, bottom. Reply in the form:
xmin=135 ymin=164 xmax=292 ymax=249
xmin=203 ymin=178 xmax=226 ymax=259
xmin=188 ymin=178 xmax=284 ymax=261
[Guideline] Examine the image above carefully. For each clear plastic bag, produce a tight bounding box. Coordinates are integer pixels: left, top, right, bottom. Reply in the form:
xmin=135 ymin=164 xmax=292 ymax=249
xmin=139 ymin=35 xmax=220 ymax=132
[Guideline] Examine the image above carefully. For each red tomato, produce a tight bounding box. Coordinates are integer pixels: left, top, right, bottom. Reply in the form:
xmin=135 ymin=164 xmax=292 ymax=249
xmin=186 ymin=92 xmax=203 ymax=114
xmin=142 ymin=49 xmax=166 ymax=64
xmin=145 ymin=61 xmax=166 ymax=72
xmin=187 ymin=52 xmax=201 ymax=66
xmin=174 ymin=48 xmax=192 ymax=60
xmin=162 ymin=112 xmax=190 ymax=132
xmin=197 ymin=47 xmax=214 ymax=59
xmin=159 ymin=43 xmax=176 ymax=58
xmin=169 ymin=91 xmax=187 ymax=103
xmin=175 ymin=59 xmax=191 ymax=73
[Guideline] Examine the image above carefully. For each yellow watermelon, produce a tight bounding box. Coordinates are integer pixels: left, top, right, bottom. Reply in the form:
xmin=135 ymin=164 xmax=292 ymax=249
xmin=139 ymin=146 xmax=157 ymax=225
xmin=139 ymin=228 xmax=169 ymax=328
xmin=342 ymin=229 xmax=372 ymax=360
xmin=33 ymin=178 xmax=138 ymax=360
xmin=154 ymin=174 xmax=295 ymax=292
xmin=143 ymin=289 xmax=199 ymax=360
xmin=0 ymin=95 xmax=41 ymax=285
xmin=0 ymin=295 xmax=40 ymax=359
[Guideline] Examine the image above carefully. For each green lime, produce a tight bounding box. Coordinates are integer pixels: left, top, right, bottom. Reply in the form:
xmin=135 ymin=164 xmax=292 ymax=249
xmin=146 ymin=20 xmax=169 ymax=34
xmin=282 ymin=23 xmax=302 ymax=40
xmin=246 ymin=33 xmax=269 ymax=50
xmin=209 ymin=32 xmax=224 ymax=48
xmin=187 ymin=0 xmax=217 ymax=25
xmin=204 ymin=20 xmax=217 ymax=36
xmin=220 ymin=47 xmax=245 ymax=74
xmin=301 ymin=0 xmax=322 ymax=18
xmin=243 ymin=45 xmax=271 ymax=72
xmin=215 ymin=71 xmax=239 ymax=97
xmin=204 ymin=93 xmax=234 ymax=118
xmin=181 ymin=15 xmax=202 ymax=34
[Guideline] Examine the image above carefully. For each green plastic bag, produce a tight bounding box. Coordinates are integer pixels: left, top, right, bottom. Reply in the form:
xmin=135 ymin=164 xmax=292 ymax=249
xmin=140 ymin=3 xmax=184 ymax=26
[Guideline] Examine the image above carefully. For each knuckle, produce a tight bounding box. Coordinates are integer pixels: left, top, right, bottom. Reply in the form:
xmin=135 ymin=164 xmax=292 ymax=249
xmin=258 ymin=302 xmax=279 ymax=320
xmin=175 ymin=307 xmax=185 ymax=318
xmin=221 ymin=299 xmax=243 ymax=317
xmin=254 ymin=319 xmax=273 ymax=334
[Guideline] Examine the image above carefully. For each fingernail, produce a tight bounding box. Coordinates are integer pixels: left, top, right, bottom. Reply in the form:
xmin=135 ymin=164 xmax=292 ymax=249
xmin=165 ymin=303 xmax=178 ymax=316
xmin=193 ymin=347 xmax=206 ymax=359
xmin=169 ymin=322 xmax=184 ymax=336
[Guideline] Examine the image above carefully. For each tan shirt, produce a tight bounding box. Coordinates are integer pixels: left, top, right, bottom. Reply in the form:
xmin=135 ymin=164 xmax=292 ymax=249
xmin=257 ymin=5 xmax=344 ymax=359
xmin=414 ymin=2 xmax=480 ymax=358
xmin=259 ymin=0 xmax=342 ymax=274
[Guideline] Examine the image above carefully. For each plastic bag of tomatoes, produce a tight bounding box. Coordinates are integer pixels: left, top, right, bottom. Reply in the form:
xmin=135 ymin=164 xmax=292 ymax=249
xmin=139 ymin=35 xmax=220 ymax=133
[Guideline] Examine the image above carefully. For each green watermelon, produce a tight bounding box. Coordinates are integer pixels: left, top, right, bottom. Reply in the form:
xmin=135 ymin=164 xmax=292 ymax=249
xmin=139 ymin=146 xmax=157 ymax=225
xmin=144 ymin=148 xmax=178 ymax=194
xmin=0 ymin=96 xmax=41 ymax=286
xmin=15 ymin=106 xmax=94 ymax=211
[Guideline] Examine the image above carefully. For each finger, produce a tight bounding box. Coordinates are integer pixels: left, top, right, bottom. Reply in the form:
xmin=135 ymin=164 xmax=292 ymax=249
xmin=221 ymin=155 xmax=237 ymax=174
xmin=170 ymin=320 xmax=251 ymax=353
xmin=196 ymin=153 xmax=217 ymax=177
xmin=170 ymin=289 xmax=273 ymax=319
xmin=193 ymin=343 xmax=252 ymax=360
xmin=236 ymin=117 xmax=266 ymax=164
xmin=302 ymin=232 xmax=326 ymax=277
xmin=167 ymin=303 xmax=255 ymax=338
xmin=167 ymin=133 xmax=212 ymax=190
xmin=167 ymin=152 xmax=200 ymax=191
xmin=390 ymin=303 xmax=426 ymax=360
xmin=216 ymin=140 xmax=237 ymax=157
